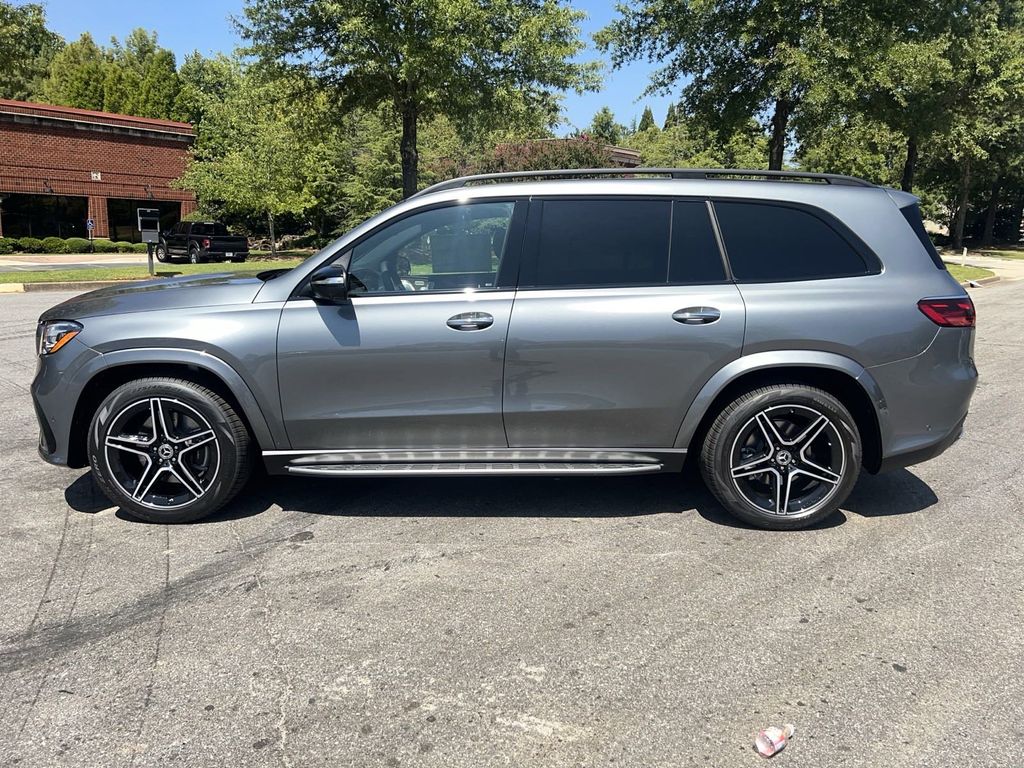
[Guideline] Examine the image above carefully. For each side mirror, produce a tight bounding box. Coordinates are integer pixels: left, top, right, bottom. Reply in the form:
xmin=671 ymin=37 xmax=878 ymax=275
xmin=309 ymin=264 xmax=349 ymax=303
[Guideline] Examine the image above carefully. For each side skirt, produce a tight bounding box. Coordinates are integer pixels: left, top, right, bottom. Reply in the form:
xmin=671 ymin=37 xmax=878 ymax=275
xmin=262 ymin=448 xmax=687 ymax=477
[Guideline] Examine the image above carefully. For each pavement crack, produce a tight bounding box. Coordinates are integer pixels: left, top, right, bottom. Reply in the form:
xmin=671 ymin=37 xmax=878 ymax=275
xmin=129 ymin=526 xmax=171 ymax=768
xmin=231 ymin=522 xmax=294 ymax=768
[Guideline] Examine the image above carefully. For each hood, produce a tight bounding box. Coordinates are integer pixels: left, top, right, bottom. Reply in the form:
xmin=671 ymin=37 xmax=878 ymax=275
xmin=40 ymin=272 xmax=268 ymax=322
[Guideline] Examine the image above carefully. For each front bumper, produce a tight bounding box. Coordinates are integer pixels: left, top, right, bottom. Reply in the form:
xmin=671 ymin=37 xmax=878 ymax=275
xmin=31 ymin=337 xmax=102 ymax=467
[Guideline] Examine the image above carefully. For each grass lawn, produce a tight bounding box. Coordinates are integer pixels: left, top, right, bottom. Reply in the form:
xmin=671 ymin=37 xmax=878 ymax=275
xmin=978 ymin=248 xmax=1024 ymax=260
xmin=0 ymin=259 xmax=306 ymax=284
xmin=947 ymin=264 xmax=995 ymax=282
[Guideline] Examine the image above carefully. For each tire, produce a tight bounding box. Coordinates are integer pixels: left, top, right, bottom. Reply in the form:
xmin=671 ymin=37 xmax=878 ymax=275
xmin=700 ymin=384 xmax=861 ymax=530
xmin=155 ymin=244 xmax=168 ymax=263
xmin=88 ymin=378 xmax=252 ymax=523
xmin=189 ymin=247 xmax=201 ymax=264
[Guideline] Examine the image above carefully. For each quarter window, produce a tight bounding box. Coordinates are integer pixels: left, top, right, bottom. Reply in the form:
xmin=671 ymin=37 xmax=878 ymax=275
xmin=714 ymin=201 xmax=869 ymax=282
xmin=527 ymin=199 xmax=671 ymax=287
xmin=347 ymin=202 xmax=515 ymax=294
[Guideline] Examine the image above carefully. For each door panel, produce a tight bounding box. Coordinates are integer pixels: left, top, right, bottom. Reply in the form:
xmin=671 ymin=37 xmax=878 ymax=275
xmin=278 ymin=292 xmax=514 ymax=450
xmin=502 ymin=285 xmax=745 ymax=448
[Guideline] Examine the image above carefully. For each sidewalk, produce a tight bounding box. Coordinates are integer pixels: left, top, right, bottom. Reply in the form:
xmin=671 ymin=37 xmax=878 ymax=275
xmin=0 ymin=252 xmax=148 ymax=272
xmin=942 ymin=252 xmax=1024 ymax=281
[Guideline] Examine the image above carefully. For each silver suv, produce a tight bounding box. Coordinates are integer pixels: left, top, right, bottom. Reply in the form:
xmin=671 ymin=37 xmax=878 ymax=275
xmin=32 ymin=169 xmax=977 ymax=529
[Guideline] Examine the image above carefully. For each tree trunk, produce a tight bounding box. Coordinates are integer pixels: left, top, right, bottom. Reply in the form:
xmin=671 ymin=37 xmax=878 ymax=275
xmin=900 ymin=136 xmax=918 ymax=192
xmin=951 ymin=158 xmax=972 ymax=252
xmin=1009 ymin=189 xmax=1024 ymax=244
xmin=268 ymin=212 xmax=276 ymax=257
xmin=980 ymin=175 xmax=1003 ymax=247
xmin=400 ymin=102 xmax=419 ymax=199
xmin=767 ymin=97 xmax=792 ymax=171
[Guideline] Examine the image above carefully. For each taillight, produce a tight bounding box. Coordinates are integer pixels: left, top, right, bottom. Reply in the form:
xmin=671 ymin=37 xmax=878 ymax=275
xmin=202 ymin=238 xmax=211 ymax=249
xmin=918 ymin=296 xmax=975 ymax=327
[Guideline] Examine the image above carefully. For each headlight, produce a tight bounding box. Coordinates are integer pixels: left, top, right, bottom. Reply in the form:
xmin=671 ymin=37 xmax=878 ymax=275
xmin=37 ymin=320 xmax=83 ymax=356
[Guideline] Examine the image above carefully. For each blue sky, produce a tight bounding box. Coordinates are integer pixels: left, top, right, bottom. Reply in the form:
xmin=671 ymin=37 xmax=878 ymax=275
xmin=29 ymin=0 xmax=678 ymax=133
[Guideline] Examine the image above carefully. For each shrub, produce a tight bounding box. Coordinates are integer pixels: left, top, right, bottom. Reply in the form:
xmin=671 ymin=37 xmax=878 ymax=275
xmin=0 ymin=237 xmax=17 ymax=254
xmin=41 ymin=236 xmax=69 ymax=253
xmin=63 ymin=237 xmax=92 ymax=253
xmin=18 ymin=237 xmax=44 ymax=253
xmin=115 ymin=241 xmax=134 ymax=252
xmin=90 ymin=238 xmax=118 ymax=253
xmin=130 ymin=242 xmax=150 ymax=253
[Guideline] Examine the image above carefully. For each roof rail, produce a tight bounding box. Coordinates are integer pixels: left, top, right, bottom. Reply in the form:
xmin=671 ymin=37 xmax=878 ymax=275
xmin=413 ymin=167 xmax=875 ymax=197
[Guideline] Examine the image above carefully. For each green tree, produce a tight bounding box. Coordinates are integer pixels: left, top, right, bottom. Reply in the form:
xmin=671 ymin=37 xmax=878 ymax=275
xmin=40 ymin=33 xmax=106 ymax=110
xmin=173 ymin=52 xmax=240 ymax=125
xmin=239 ymin=0 xmax=597 ymax=198
xmin=662 ymin=102 xmax=677 ymax=130
xmin=588 ymin=106 xmax=625 ymax=145
xmin=40 ymin=28 xmax=180 ymax=119
xmin=178 ymin=71 xmax=316 ymax=254
xmin=637 ymin=105 xmax=657 ymax=132
xmin=598 ymin=0 xmax=897 ymax=170
xmin=0 ymin=1 xmax=62 ymax=100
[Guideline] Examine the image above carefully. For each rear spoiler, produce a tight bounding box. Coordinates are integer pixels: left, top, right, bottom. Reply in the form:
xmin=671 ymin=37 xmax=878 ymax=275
xmin=885 ymin=187 xmax=920 ymax=209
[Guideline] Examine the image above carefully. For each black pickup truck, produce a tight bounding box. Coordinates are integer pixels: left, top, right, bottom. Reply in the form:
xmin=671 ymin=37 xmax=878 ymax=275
xmin=156 ymin=221 xmax=250 ymax=264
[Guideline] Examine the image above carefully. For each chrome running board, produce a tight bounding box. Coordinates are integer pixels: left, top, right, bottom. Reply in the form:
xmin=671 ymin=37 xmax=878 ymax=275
xmin=263 ymin=448 xmax=685 ymax=476
xmin=285 ymin=462 xmax=664 ymax=477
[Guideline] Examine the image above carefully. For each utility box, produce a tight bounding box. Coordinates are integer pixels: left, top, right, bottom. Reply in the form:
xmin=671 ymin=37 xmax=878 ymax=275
xmin=137 ymin=208 xmax=161 ymax=244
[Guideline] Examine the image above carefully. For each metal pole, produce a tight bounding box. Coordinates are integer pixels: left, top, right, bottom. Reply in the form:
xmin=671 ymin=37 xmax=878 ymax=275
xmin=147 ymin=243 xmax=155 ymax=277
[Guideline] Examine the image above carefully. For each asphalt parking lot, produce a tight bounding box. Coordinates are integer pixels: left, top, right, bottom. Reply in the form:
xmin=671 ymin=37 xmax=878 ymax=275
xmin=0 ymin=283 xmax=1021 ymax=768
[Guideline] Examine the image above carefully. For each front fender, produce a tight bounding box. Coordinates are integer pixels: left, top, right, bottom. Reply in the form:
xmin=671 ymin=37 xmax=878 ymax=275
xmin=672 ymin=350 xmax=887 ymax=449
xmin=81 ymin=348 xmax=285 ymax=450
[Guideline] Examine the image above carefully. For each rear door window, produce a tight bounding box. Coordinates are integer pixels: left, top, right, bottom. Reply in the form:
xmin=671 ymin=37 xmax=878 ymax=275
xmin=525 ymin=199 xmax=671 ymax=288
xmin=714 ymin=201 xmax=870 ymax=282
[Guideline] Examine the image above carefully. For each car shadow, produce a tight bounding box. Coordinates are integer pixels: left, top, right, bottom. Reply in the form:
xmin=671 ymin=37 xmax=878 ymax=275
xmin=64 ymin=466 xmax=939 ymax=529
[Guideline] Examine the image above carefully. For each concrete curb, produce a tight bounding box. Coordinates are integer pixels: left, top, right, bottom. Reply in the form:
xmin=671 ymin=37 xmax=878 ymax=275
xmin=961 ymin=275 xmax=1001 ymax=288
xmin=0 ymin=279 xmax=145 ymax=293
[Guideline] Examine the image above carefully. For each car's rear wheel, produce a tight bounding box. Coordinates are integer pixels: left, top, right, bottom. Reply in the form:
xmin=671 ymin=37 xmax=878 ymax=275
xmin=700 ymin=384 xmax=861 ymax=530
xmin=189 ymin=246 xmax=201 ymax=264
xmin=88 ymin=378 xmax=252 ymax=523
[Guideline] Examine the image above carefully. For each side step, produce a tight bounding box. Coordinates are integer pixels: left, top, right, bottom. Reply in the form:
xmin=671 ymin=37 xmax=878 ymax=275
xmin=285 ymin=462 xmax=664 ymax=477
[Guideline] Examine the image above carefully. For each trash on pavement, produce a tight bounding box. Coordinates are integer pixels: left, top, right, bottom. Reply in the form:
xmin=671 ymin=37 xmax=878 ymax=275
xmin=754 ymin=723 xmax=795 ymax=757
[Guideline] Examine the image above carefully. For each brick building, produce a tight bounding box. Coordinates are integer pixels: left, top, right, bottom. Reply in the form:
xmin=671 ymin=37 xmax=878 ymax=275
xmin=0 ymin=99 xmax=195 ymax=241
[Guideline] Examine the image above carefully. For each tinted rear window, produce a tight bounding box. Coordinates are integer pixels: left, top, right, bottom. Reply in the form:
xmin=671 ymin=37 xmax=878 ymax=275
xmin=529 ymin=199 xmax=671 ymax=287
xmin=670 ymin=201 xmax=727 ymax=283
xmin=191 ymin=222 xmax=229 ymax=236
xmin=900 ymin=204 xmax=945 ymax=269
xmin=714 ymin=201 xmax=869 ymax=282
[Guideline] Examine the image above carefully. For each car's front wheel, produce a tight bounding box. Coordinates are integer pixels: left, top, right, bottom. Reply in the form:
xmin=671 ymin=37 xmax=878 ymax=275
xmin=155 ymin=244 xmax=169 ymax=262
xmin=88 ymin=378 xmax=252 ymax=523
xmin=700 ymin=384 xmax=861 ymax=530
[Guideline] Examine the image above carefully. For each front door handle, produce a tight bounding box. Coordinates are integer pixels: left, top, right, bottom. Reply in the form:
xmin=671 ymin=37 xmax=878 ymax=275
xmin=672 ymin=307 xmax=721 ymax=325
xmin=447 ymin=312 xmax=494 ymax=331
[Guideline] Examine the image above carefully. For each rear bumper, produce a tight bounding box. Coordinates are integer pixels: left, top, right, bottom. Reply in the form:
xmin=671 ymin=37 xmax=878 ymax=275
xmin=876 ymin=414 xmax=966 ymax=473
xmin=868 ymin=326 xmax=976 ymax=474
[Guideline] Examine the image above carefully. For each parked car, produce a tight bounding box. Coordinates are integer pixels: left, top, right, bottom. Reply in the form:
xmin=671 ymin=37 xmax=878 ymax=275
xmin=32 ymin=168 xmax=977 ymax=529
xmin=156 ymin=221 xmax=249 ymax=264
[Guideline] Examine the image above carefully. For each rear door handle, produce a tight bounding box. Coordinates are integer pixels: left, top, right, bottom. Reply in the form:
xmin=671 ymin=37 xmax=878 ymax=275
xmin=672 ymin=307 xmax=721 ymax=325
xmin=446 ymin=312 xmax=494 ymax=331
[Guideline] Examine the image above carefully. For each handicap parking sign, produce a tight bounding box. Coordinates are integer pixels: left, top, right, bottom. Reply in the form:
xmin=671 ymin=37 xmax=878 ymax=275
xmin=86 ymin=218 xmax=95 ymax=231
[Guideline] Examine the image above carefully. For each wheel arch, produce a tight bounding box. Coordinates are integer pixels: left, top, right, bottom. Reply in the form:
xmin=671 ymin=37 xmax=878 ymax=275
xmin=66 ymin=355 xmax=278 ymax=468
xmin=676 ymin=353 xmax=885 ymax=473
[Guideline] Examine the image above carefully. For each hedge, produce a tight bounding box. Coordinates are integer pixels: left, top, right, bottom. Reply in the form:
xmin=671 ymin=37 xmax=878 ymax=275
xmin=18 ymin=237 xmax=44 ymax=253
xmin=0 ymin=237 xmax=17 ymax=255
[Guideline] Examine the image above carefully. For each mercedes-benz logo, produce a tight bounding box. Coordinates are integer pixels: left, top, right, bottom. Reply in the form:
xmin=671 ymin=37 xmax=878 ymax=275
xmin=775 ymin=450 xmax=793 ymax=466
xmin=157 ymin=444 xmax=174 ymax=460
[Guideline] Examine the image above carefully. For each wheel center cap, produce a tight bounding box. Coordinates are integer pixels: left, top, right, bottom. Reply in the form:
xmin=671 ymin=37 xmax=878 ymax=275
xmin=157 ymin=444 xmax=174 ymax=460
xmin=775 ymin=449 xmax=793 ymax=466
